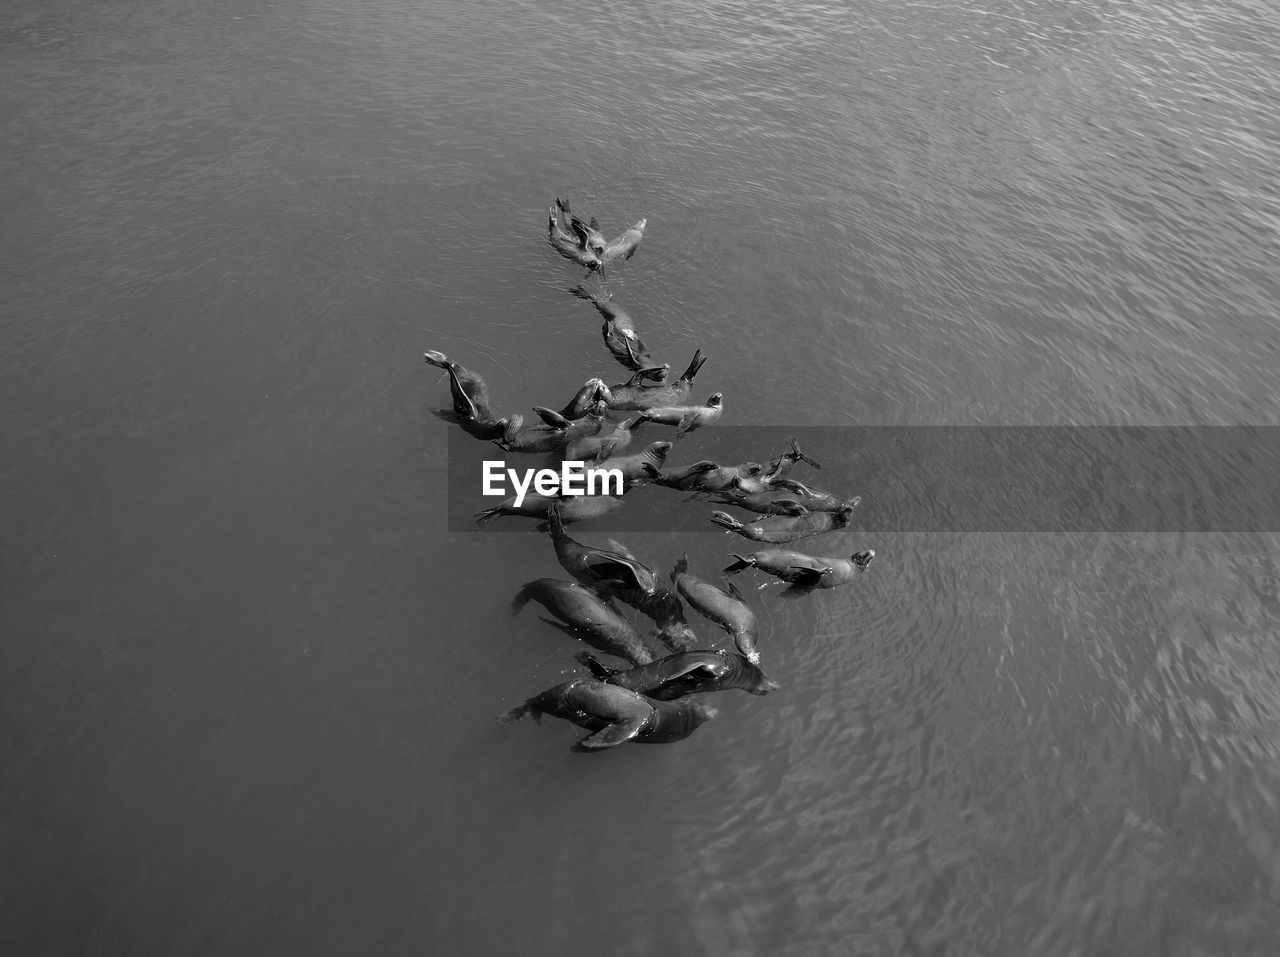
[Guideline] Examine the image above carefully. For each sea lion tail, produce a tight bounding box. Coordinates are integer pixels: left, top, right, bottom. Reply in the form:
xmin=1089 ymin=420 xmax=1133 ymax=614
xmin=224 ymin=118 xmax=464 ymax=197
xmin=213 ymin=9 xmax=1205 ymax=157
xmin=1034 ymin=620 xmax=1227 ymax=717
xmin=723 ymin=553 xmax=754 ymax=575
xmin=679 ymin=348 xmax=707 ymax=383
xmin=709 ymin=511 xmax=743 ymax=532
xmin=510 ymin=583 xmax=534 ymax=615
xmin=574 ymin=651 xmax=616 ymax=680
xmin=498 ymin=702 xmax=533 ymax=726
xmin=791 ymin=438 xmax=822 ymax=471
xmin=532 ymin=406 xmax=570 ymax=430
xmin=671 ymin=553 xmax=690 ymax=582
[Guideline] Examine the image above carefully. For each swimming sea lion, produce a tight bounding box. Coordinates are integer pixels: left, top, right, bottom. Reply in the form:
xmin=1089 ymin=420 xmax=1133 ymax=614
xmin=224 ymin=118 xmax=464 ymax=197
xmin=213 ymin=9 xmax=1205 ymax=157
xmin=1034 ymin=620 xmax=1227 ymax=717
xmin=475 ymin=493 xmax=623 ymax=527
xmin=500 ymin=677 xmax=717 ymax=751
xmin=568 ymin=284 xmax=663 ymax=374
xmin=595 ymin=538 xmax=698 ymax=653
xmin=423 ymin=350 xmax=494 ymax=420
xmin=598 ymin=349 xmax=708 ymax=411
xmin=590 ymin=440 xmax=672 ymax=484
xmin=709 ymin=500 xmax=859 ymax=543
xmin=512 ymin=578 xmax=655 ymax=665
xmin=565 ymin=415 xmax=640 ymax=462
xmin=655 ymin=460 xmax=763 ymax=493
xmin=671 ymin=555 xmax=761 ymax=663
xmin=548 ymin=506 xmax=657 ymax=594
xmin=723 ymin=548 xmax=876 ymax=589
xmin=423 ymin=350 xmax=511 ymax=440
xmin=729 ymin=440 xmax=822 ymax=494
xmin=555 ymin=198 xmax=607 ymax=254
xmin=637 ymin=393 xmax=723 ymax=436
xmin=600 ymin=218 xmax=646 ymax=265
xmin=762 ymin=479 xmax=851 ymax=513
xmin=707 ymin=481 xmax=823 ymax=516
xmin=577 ymin=650 xmax=780 ymax=699
xmin=548 ymin=204 xmax=603 ymax=273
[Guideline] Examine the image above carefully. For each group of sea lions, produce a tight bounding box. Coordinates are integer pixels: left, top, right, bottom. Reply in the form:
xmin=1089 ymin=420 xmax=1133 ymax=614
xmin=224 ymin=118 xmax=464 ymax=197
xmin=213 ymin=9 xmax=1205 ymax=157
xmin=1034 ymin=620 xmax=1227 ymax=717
xmin=424 ymin=199 xmax=875 ymax=752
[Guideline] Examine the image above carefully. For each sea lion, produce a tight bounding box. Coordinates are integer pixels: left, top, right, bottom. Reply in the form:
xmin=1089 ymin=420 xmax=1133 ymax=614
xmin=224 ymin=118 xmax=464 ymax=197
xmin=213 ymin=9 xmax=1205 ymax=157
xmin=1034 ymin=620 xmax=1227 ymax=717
xmin=423 ymin=350 xmax=510 ymax=440
xmin=590 ymin=441 xmax=672 ymax=485
xmin=764 ymin=439 xmax=822 ymax=480
xmin=637 ymin=393 xmax=723 ymax=436
xmin=730 ymin=440 xmax=822 ymax=494
xmin=595 ymin=538 xmax=698 ymax=653
xmin=512 ymin=578 xmax=655 ymax=665
xmin=598 ymin=349 xmax=708 ymax=411
xmin=558 ymin=379 xmax=609 ymax=420
xmin=497 ymin=401 xmax=612 ymax=455
xmin=761 ymin=479 xmax=851 ymax=513
xmin=568 ymin=284 xmax=663 ymax=374
xmin=707 ymin=481 xmax=826 ymax=516
xmin=475 ymin=493 xmax=623 ymax=527
xmin=709 ymin=500 xmax=860 ymax=543
xmin=548 ymin=204 xmax=603 ymax=273
xmin=555 ymin=198 xmax=606 ymax=253
xmin=423 ymin=350 xmax=494 ymax=420
xmin=655 ymin=460 xmax=763 ymax=493
xmin=600 ymin=219 xmax=646 ymax=265
xmin=565 ymin=415 xmax=640 ymax=462
xmin=723 ymin=548 xmax=876 ymax=589
xmin=500 ymin=677 xmax=717 ymax=751
xmin=548 ymin=506 xmax=657 ymax=594
xmin=671 ymin=555 xmax=761 ymax=663
xmin=577 ymin=650 xmax=780 ymax=699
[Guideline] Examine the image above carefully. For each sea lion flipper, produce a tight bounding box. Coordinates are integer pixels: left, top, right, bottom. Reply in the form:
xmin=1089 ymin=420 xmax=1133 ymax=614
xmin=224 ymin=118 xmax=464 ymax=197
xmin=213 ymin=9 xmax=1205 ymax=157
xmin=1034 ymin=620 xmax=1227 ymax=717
xmin=606 ymin=539 xmax=640 ymax=562
xmin=575 ymin=714 xmax=646 ymax=750
xmin=575 ymin=652 xmax=616 ymax=679
xmin=723 ymin=554 xmax=753 ymax=575
xmin=708 ymin=511 xmax=743 ymax=533
xmin=532 ymin=406 xmax=570 ymax=429
xmin=720 ymin=577 xmax=746 ymax=603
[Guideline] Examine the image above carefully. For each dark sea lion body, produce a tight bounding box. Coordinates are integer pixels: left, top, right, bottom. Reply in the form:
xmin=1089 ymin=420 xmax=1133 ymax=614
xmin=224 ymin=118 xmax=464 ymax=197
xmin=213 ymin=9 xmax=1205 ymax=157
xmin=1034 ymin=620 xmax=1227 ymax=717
xmin=638 ymin=394 xmax=723 ymax=436
xmin=599 ymin=349 xmax=708 ymax=411
xmin=495 ymin=413 xmax=568 ymax=454
xmin=548 ymin=204 xmax=603 ymax=272
xmin=548 ymin=507 xmax=657 ymax=594
xmin=600 ymin=219 xmax=646 ymax=264
xmin=423 ymin=351 xmax=510 ymax=440
xmin=710 ymin=502 xmax=857 ymax=543
xmin=564 ymin=416 xmax=638 ymax=463
xmin=578 ymin=650 xmax=780 ymax=699
xmin=592 ymin=441 xmax=672 ymax=484
xmin=475 ymin=494 xmax=622 ymax=527
xmin=568 ymin=285 xmax=662 ymax=374
xmin=671 ymin=555 xmax=760 ymax=663
xmin=501 ymin=677 xmax=716 ymax=750
xmin=724 ymin=548 xmax=876 ymax=589
xmin=707 ymin=489 xmax=810 ymax=516
xmin=765 ymin=480 xmax=852 ymax=513
xmin=555 ymin=198 xmax=607 ymax=253
xmin=559 ymin=379 xmax=608 ymax=420
xmin=512 ymin=578 xmax=654 ymax=665
xmin=597 ymin=539 xmax=698 ymax=653
xmin=655 ymin=460 xmax=763 ymax=493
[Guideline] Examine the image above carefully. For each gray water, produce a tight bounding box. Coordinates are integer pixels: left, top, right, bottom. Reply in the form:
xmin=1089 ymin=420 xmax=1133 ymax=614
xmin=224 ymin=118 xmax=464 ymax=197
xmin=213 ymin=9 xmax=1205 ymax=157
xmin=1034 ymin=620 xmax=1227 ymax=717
xmin=4 ymin=0 xmax=1280 ymax=954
